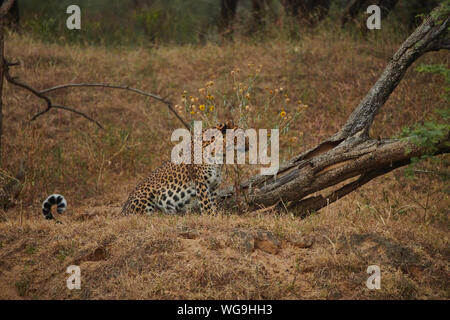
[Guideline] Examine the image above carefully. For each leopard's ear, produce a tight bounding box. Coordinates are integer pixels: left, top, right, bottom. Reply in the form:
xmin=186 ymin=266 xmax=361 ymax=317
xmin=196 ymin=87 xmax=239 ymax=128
xmin=225 ymin=120 xmax=235 ymax=129
xmin=216 ymin=120 xmax=236 ymax=133
xmin=216 ymin=123 xmax=228 ymax=134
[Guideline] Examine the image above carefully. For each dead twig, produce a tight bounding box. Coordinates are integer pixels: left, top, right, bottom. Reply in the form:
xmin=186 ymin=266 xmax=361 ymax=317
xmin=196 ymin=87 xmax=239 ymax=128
xmin=40 ymin=82 xmax=189 ymax=129
xmin=247 ymin=203 xmax=278 ymax=216
xmin=3 ymin=60 xmax=190 ymax=130
xmin=3 ymin=59 xmax=103 ymax=128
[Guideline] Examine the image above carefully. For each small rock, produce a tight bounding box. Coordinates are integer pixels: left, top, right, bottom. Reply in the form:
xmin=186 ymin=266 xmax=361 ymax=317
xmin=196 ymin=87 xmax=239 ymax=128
xmin=178 ymin=230 xmax=199 ymax=239
xmin=75 ymin=246 xmax=108 ymax=263
xmin=290 ymin=234 xmax=314 ymax=248
xmin=176 ymin=223 xmax=189 ymax=232
xmin=77 ymin=211 xmax=97 ymax=221
xmin=231 ymin=228 xmax=254 ymax=253
xmin=203 ymin=236 xmax=223 ymax=250
xmin=254 ymin=240 xmax=279 ymax=254
xmin=176 ymin=224 xmax=199 ymax=239
xmin=254 ymin=230 xmax=281 ymax=254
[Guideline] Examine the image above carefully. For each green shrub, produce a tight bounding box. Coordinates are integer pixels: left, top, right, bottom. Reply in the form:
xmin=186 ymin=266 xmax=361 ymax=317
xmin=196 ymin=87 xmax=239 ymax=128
xmin=400 ymin=64 xmax=450 ymax=179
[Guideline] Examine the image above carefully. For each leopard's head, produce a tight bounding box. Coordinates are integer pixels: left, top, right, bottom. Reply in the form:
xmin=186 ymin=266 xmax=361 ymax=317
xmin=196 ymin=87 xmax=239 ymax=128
xmin=202 ymin=121 xmax=249 ymax=163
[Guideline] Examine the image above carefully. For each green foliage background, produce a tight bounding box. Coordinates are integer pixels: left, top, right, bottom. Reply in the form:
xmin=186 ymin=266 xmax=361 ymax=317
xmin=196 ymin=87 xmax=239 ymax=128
xmin=17 ymin=0 xmax=442 ymax=46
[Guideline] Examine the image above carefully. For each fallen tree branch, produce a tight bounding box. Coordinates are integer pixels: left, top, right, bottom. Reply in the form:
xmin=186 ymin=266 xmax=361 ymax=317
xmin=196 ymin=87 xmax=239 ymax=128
xmin=218 ymin=3 xmax=450 ymax=216
xmin=287 ymin=139 xmax=449 ymax=215
xmin=3 ymin=61 xmax=190 ymax=130
xmin=3 ymin=59 xmax=103 ymax=128
xmin=218 ymin=136 xmax=449 ymax=210
xmin=40 ymin=83 xmax=189 ymax=129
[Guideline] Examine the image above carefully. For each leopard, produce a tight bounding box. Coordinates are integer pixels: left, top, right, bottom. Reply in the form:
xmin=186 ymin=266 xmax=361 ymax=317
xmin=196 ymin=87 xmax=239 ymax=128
xmin=42 ymin=194 xmax=67 ymax=220
xmin=121 ymin=121 xmax=247 ymax=215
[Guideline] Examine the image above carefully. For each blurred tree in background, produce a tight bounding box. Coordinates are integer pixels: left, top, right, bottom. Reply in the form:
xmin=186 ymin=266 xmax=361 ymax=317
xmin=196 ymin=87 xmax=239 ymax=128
xmin=6 ymin=0 xmax=445 ymax=45
xmin=341 ymin=0 xmax=440 ymax=28
xmin=1 ymin=0 xmax=18 ymax=28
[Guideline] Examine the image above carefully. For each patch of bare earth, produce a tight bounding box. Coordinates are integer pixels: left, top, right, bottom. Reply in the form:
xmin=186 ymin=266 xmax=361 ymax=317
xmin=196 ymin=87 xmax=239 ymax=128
xmin=0 ymin=182 xmax=448 ymax=299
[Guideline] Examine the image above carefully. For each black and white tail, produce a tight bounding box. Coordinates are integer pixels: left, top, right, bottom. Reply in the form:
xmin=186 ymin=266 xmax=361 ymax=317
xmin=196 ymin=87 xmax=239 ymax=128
xmin=42 ymin=194 xmax=67 ymax=220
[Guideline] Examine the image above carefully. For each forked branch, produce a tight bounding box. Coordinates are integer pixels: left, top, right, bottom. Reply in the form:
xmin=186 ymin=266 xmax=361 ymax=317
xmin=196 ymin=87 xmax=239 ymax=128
xmin=3 ymin=59 xmax=103 ymax=128
xmin=3 ymin=59 xmax=189 ymax=130
xmin=335 ymin=5 xmax=449 ymax=141
xmin=41 ymin=82 xmax=189 ymax=129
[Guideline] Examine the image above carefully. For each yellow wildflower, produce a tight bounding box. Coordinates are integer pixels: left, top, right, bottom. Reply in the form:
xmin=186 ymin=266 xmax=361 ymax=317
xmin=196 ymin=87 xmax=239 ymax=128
xmin=199 ymin=104 xmax=205 ymax=111
xmin=280 ymin=110 xmax=287 ymax=118
xmin=209 ymin=105 xmax=215 ymax=112
xmin=299 ymin=103 xmax=308 ymax=110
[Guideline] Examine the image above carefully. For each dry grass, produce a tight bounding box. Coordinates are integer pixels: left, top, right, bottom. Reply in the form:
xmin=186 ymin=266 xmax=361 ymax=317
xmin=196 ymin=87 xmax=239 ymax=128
xmin=0 ymin=28 xmax=448 ymax=299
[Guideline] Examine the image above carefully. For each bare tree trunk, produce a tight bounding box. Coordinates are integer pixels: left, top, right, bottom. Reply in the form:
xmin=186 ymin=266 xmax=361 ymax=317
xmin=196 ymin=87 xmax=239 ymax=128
xmin=0 ymin=21 xmax=4 ymax=160
xmin=132 ymin=0 xmax=153 ymax=8
xmin=341 ymin=0 xmax=422 ymax=27
xmin=219 ymin=0 xmax=238 ymax=38
xmin=341 ymin=0 xmax=360 ymax=26
xmin=0 ymin=0 xmax=17 ymax=27
xmin=281 ymin=0 xmax=330 ymax=23
xmin=218 ymin=4 xmax=449 ymax=216
xmin=8 ymin=0 xmax=18 ymax=28
xmin=251 ymin=0 xmax=266 ymax=29
xmin=0 ymin=0 xmax=16 ymax=160
xmin=280 ymin=0 xmax=301 ymax=16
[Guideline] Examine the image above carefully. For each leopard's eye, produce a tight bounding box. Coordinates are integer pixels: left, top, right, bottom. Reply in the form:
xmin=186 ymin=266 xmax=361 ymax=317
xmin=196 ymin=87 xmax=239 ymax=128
xmin=225 ymin=120 xmax=235 ymax=129
xmin=218 ymin=124 xmax=227 ymax=134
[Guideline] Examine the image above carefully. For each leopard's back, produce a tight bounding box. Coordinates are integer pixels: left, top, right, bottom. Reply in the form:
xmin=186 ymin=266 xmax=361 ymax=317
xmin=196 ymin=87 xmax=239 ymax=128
xmin=121 ymin=161 xmax=208 ymax=215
